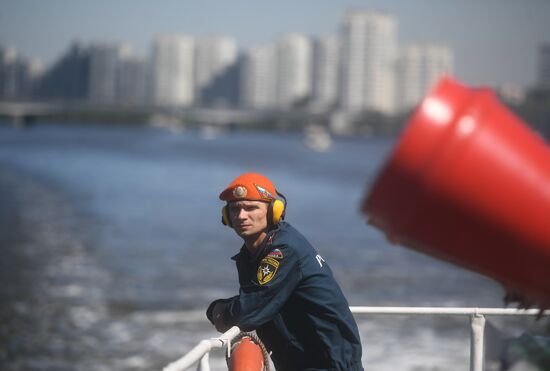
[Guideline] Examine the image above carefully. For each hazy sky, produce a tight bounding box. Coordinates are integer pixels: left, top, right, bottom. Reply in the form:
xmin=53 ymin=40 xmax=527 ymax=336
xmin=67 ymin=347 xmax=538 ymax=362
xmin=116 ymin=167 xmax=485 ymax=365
xmin=1 ymin=0 xmax=549 ymax=88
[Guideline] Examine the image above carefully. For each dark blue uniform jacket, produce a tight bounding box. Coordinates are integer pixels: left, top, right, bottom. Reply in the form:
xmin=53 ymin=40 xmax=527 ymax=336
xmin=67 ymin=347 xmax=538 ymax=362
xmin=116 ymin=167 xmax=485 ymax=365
xmin=207 ymin=222 xmax=363 ymax=371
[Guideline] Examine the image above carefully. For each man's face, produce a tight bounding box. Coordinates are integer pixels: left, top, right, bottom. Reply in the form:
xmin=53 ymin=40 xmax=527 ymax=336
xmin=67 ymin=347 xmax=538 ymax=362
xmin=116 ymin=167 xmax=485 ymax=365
xmin=228 ymin=200 xmax=269 ymax=238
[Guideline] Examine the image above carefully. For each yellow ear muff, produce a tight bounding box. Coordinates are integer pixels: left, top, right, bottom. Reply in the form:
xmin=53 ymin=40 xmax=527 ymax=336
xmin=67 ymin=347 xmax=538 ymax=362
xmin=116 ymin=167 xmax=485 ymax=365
xmin=271 ymin=199 xmax=285 ymax=225
xmin=221 ymin=205 xmax=232 ymax=227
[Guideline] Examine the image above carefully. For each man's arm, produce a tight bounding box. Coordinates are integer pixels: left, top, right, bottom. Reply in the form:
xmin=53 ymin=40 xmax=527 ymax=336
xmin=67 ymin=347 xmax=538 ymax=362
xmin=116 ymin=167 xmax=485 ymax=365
xmin=206 ymin=245 xmax=301 ymax=333
xmin=224 ymin=245 xmax=301 ymax=331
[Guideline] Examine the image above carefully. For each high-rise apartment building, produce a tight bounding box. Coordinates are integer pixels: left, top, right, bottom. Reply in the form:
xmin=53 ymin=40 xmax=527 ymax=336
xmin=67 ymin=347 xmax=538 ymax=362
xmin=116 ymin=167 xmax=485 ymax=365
xmin=150 ymin=35 xmax=194 ymax=107
xmin=241 ymin=34 xmax=312 ymax=110
xmin=194 ymin=36 xmax=237 ymax=103
xmin=35 ymin=42 xmax=90 ymax=100
xmin=116 ymin=47 xmax=147 ymax=106
xmin=22 ymin=58 xmax=43 ymax=97
xmin=88 ymin=43 xmax=123 ymax=104
xmin=200 ymin=56 xmax=242 ymax=107
xmin=0 ymin=47 xmax=20 ymax=98
xmin=240 ymin=44 xmax=277 ymax=109
xmin=339 ymin=10 xmax=398 ymax=114
xmin=0 ymin=47 xmax=43 ymax=99
xmin=538 ymin=43 xmax=550 ymax=88
xmin=311 ymin=36 xmax=340 ymax=110
xmin=275 ymin=34 xmax=312 ymax=108
xmin=396 ymin=43 xmax=453 ymax=111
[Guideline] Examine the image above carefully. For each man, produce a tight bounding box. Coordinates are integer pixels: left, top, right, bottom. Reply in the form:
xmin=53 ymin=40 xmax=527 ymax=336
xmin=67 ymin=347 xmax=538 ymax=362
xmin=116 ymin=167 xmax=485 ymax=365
xmin=206 ymin=173 xmax=364 ymax=371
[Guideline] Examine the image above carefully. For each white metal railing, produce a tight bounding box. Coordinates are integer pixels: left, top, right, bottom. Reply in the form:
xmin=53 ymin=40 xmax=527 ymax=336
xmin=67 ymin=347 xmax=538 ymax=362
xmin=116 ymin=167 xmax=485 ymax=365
xmin=350 ymin=306 xmax=547 ymax=371
xmin=162 ymin=306 xmax=549 ymax=371
xmin=163 ymin=326 xmax=241 ymax=371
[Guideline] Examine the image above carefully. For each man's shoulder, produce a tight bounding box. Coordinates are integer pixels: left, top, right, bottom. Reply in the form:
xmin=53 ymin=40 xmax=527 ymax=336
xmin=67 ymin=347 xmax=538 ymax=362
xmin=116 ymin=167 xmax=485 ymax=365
xmin=270 ymin=222 xmax=315 ymax=257
xmin=271 ymin=222 xmax=302 ymax=244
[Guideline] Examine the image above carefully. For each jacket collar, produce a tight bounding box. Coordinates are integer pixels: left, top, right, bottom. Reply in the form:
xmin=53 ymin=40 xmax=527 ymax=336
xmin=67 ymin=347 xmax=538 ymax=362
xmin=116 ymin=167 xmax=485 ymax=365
xmin=230 ymin=225 xmax=280 ymax=262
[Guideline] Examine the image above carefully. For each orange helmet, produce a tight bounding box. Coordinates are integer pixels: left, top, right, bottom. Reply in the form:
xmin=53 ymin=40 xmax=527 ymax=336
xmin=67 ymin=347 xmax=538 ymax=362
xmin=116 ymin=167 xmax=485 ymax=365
xmin=219 ymin=173 xmax=277 ymax=202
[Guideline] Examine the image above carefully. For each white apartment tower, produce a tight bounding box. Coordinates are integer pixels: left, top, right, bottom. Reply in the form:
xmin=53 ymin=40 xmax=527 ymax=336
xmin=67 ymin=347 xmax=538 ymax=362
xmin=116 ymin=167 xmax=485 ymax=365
xmin=240 ymin=44 xmax=277 ymax=109
xmin=396 ymin=44 xmax=453 ymax=111
xmin=116 ymin=46 xmax=147 ymax=106
xmin=150 ymin=35 xmax=194 ymax=106
xmin=194 ymin=36 xmax=237 ymax=102
xmin=339 ymin=10 xmax=398 ymax=114
xmin=0 ymin=47 xmax=19 ymax=98
xmin=88 ymin=43 xmax=123 ymax=104
xmin=275 ymin=34 xmax=312 ymax=108
xmin=311 ymin=36 xmax=340 ymax=109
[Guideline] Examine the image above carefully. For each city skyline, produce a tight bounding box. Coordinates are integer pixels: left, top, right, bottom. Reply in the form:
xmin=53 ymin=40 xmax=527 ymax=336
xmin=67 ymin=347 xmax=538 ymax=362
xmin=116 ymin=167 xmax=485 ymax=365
xmin=2 ymin=9 xmax=456 ymax=114
xmin=1 ymin=1 xmax=549 ymax=89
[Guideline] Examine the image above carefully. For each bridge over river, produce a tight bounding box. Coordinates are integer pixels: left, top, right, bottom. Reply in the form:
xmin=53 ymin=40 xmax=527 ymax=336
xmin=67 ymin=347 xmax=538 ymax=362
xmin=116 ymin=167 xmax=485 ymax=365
xmin=0 ymin=101 xmax=322 ymax=128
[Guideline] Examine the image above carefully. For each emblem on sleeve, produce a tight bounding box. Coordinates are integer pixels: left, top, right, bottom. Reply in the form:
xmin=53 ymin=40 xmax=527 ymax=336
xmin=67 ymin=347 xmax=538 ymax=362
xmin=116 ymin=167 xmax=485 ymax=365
xmin=257 ymin=257 xmax=280 ymax=285
xmin=267 ymin=248 xmax=284 ymax=259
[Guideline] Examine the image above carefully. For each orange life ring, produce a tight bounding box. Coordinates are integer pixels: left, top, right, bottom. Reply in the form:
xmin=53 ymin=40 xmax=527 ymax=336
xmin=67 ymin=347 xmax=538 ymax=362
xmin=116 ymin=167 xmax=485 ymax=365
xmin=228 ymin=336 xmax=266 ymax=371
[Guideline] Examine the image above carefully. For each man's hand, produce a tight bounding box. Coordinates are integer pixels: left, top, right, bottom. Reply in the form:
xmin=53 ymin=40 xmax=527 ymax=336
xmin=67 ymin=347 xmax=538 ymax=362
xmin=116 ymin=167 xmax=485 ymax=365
xmin=212 ymin=302 xmax=231 ymax=333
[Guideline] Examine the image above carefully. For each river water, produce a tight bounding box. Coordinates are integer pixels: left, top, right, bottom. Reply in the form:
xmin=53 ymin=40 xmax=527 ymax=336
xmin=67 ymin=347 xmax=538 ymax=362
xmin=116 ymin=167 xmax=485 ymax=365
xmin=0 ymin=123 xmax=537 ymax=370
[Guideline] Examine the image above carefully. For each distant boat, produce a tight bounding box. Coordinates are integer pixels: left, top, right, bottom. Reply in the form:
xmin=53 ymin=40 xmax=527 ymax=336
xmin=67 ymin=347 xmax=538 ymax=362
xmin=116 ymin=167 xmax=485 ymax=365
xmin=149 ymin=114 xmax=184 ymax=134
xmin=303 ymin=124 xmax=332 ymax=152
xmin=199 ymin=125 xmax=223 ymax=140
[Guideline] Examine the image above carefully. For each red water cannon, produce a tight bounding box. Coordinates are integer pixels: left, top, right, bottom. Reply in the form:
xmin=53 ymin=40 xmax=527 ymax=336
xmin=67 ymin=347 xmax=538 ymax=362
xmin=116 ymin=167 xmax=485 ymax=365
xmin=362 ymin=76 xmax=550 ymax=308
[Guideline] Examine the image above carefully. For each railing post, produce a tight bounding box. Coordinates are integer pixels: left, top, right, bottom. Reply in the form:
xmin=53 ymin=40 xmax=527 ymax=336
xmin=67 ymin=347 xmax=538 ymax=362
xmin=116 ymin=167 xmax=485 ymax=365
xmin=197 ymin=352 xmax=210 ymax=371
xmin=469 ymin=313 xmax=486 ymax=371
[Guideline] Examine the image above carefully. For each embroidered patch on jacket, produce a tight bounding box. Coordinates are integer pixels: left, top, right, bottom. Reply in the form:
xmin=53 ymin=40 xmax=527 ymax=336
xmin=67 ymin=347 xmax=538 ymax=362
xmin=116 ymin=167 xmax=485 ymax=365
xmin=257 ymin=257 xmax=280 ymax=285
xmin=254 ymin=183 xmax=274 ymax=200
xmin=267 ymin=248 xmax=284 ymax=260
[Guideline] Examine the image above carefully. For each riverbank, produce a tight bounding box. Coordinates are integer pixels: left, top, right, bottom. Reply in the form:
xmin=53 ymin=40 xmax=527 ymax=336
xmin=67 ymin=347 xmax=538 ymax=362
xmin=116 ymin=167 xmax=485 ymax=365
xmin=0 ymin=105 xmax=410 ymax=137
